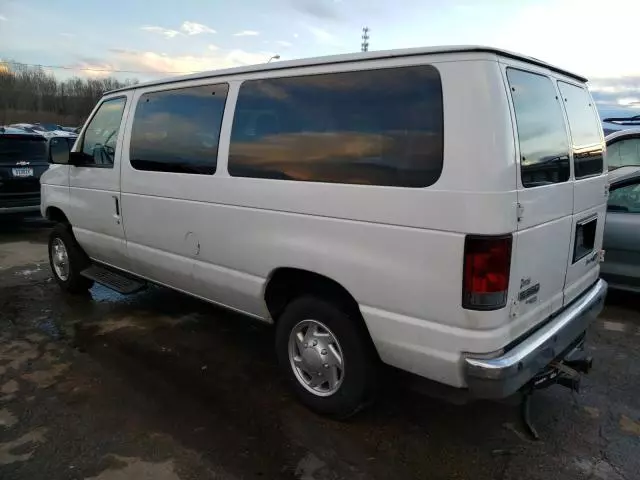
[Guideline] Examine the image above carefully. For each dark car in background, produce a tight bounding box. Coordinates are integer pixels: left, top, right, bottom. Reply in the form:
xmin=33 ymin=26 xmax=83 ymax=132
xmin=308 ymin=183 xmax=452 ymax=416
xmin=0 ymin=127 xmax=70 ymax=217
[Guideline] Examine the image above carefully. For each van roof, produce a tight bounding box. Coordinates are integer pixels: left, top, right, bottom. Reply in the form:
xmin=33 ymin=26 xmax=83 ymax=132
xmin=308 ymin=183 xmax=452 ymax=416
xmin=106 ymin=45 xmax=587 ymax=95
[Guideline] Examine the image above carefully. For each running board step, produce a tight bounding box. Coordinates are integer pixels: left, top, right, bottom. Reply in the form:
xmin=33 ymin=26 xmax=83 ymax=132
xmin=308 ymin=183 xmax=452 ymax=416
xmin=81 ymin=265 xmax=146 ymax=294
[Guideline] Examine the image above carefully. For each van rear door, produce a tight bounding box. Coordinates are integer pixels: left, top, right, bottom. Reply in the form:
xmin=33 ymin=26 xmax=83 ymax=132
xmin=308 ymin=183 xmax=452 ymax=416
xmin=505 ymin=67 xmax=574 ymax=327
xmin=556 ymin=81 xmax=607 ymax=305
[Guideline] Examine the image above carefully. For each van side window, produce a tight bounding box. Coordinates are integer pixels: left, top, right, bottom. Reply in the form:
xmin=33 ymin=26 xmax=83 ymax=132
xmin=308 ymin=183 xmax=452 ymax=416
xmin=557 ymin=81 xmax=604 ymax=178
xmin=228 ymin=65 xmax=444 ymax=188
xmin=507 ymin=69 xmax=570 ymax=188
xmin=79 ymin=97 xmax=127 ymax=167
xmin=130 ymin=84 xmax=228 ymax=174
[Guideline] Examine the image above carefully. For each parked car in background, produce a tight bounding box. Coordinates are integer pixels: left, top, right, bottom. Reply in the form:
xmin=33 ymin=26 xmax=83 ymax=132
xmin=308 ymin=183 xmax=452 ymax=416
xmin=0 ymin=127 xmax=75 ymax=218
xmin=8 ymin=123 xmax=76 ymax=138
xmin=33 ymin=122 xmax=63 ymax=132
xmin=600 ymin=113 xmax=640 ymax=136
xmin=9 ymin=123 xmax=46 ymax=133
xmin=601 ymin=167 xmax=640 ymax=293
xmin=605 ymin=128 xmax=640 ymax=170
xmin=0 ymin=127 xmax=49 ymax=216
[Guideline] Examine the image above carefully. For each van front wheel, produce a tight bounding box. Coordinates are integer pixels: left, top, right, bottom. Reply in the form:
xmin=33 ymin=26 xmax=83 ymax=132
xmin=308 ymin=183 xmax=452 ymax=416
xmin=48 ymin=224 xmax=94 ymax=293
xmin=275 ymin=296 xmax=377 ymax=419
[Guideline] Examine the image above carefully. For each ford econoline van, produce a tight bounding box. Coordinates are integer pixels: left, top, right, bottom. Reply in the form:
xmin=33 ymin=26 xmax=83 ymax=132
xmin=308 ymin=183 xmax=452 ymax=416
xmin=41 ymin=46 xmax=608 ymax=418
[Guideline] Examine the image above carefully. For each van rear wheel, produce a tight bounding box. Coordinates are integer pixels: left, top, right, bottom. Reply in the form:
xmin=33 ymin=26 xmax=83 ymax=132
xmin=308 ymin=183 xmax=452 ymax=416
xmin=275 ymin=296 xmax=377 ymax=419
xmin=48 ymin=224 xmax=94 ymax=293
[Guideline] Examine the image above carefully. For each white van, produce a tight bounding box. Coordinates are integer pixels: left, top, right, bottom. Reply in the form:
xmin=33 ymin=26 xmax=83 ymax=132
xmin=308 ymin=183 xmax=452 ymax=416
xmin=41 ymin=46 xmax=608 ymax=418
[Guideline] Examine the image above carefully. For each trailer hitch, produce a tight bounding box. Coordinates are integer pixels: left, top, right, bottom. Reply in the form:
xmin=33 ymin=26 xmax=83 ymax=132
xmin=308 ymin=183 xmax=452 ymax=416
xmin=520 ymin=355 xmax=592 ymax=440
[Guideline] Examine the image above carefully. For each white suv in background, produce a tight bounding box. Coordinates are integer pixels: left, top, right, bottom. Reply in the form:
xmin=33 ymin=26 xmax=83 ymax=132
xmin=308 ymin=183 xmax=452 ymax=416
xmin=41 ymin=46 xmax=608 ymax=418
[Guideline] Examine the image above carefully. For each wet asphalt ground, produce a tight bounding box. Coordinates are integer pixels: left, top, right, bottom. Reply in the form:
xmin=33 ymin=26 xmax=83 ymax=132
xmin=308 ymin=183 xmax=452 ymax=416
xmin=0 ymin=218 xmax=639 ymax=480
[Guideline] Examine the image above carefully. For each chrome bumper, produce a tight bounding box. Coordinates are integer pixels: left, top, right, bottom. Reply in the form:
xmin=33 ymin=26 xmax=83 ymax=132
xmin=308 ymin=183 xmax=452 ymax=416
xmin=464 ymin=279 xmax=607 ymax=399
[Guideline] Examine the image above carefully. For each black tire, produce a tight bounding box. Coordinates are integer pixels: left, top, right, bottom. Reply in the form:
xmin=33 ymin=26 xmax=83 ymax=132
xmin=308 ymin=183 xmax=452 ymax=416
xmin=48 ymin=223 xmax=94 ymax=293
xmin=275 ymin=295 xmax=378 ymax=419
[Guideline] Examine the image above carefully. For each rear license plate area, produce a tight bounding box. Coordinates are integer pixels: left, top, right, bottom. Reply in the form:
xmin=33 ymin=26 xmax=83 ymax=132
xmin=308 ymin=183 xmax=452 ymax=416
xmin=573 ymin=217 xmax=597 ymax=263
xmin=11 ymin=167 xmax=34 ymax=178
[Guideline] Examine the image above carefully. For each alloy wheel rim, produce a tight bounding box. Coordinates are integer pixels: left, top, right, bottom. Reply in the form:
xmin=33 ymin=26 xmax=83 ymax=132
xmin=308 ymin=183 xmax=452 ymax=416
xmin=51 ymin=238 xmax=70 ymax=281
xmin=288 ymin=319 xmax=344 ymax=397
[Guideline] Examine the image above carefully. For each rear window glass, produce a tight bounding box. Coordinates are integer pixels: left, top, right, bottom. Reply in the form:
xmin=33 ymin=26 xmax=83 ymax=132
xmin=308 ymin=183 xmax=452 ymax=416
xmin=0 ymin=136 xmax=47 ymax=162
xmin=507 ymin=69 xmax=570 ymax=188
xmin=228 ymin=65 xmax=444 ymax=187
xmin=558 ymin=82 xmax=603 ymax=178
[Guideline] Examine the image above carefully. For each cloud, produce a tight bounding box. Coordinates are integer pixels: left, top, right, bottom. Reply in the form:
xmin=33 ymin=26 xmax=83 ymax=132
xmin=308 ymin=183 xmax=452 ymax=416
xmin=291 ymin=0 xmax=341 ymax=21
xmin=207 ymin=44 xmax=219 ymax=51
xmin=67 ymin=61 xmax=118 ymax=79
xmin=293 ymin=33 xmax=299 ymax=38
xmin=181 ymin=21 xmax=216 ymax=35
xmin=59 ymin=33 xmax=76 ymax=38
xmin=0 ymin=15 xmax=7 ymax=21
xmin=141 ymin=25 xmax=182 ymax=39
xmin=305 ymin=25 xmax=342 ymax=46
xmin=275 ymin=40 xmax=293 ymax=48
xmin=141 ymin=21 xmax=215 ymax=39
xmin=233 ymin=30 xmax=260 ymax=37
xmin=589 ymin=76 xmax=640 ymax=110
xmin=492 ymin=0 xmax=640 ymax=78
xmin=106 ymin=48 xmax=274 ymax=77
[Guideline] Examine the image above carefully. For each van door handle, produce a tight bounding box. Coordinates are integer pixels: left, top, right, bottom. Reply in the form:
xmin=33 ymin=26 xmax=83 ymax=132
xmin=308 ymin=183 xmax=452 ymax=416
xmin=113 ymin=196 xmax=121 ymax=224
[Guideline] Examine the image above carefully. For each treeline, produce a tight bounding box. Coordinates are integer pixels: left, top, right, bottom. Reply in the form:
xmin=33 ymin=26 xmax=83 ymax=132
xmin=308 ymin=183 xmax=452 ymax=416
xmin=0 ymin=62 xmax=138 ymax=127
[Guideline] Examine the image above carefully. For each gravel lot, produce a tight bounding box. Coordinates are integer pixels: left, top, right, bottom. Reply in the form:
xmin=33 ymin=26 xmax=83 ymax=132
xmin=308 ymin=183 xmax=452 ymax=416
xmin=0 ymin=218 xmax=639 ymax=480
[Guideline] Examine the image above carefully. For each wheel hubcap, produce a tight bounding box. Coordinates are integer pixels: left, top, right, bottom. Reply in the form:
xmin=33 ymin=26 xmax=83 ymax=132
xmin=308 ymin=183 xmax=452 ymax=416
xmin=288 ymin=319 xmax=344 ymax=397
xmin=51 ymin=238 xmax=70 ymax=281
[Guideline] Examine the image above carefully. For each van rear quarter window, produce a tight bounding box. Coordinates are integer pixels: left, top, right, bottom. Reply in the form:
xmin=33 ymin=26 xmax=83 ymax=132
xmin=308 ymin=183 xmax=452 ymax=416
xmin=228 ymin=65 xmax=444 ymax=188
xmin=557 ymin=81 xmax=604 ymax=178
xmin=507 ymin=68 xmax=570 ymax=188
xmin=130 ymin=84 xmax=228 ymax=175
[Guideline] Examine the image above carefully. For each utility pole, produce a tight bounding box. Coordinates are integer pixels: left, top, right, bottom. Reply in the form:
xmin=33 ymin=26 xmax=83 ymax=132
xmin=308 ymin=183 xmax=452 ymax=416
xmin=361 ymin=27 xmax=370 ymax=52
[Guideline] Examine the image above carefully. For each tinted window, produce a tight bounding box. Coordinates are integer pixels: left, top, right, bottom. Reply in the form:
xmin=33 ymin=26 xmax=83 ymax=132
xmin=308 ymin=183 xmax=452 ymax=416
xmin=608 ymin=181 xmax=640 ymax=213
xmin=228 ymin=65 xmax=444 ymax=187
xmin=130 ymin=84 xmax=228 ymax=174
xmin=80 ymin=97 xmax=127 ymax=167
xmin=0 ymin=136 xmax=47 ymax=162
xmin=507 ymin=69 xmax=570 ymax=188
xmin=558 ymin=82 xmax=603 ymax=178
xmin=607 ymin=137 xmax=640 ymax=169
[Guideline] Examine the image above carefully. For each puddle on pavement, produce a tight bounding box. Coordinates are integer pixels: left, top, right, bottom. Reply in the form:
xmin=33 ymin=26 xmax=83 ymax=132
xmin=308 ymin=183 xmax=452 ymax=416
xmin=86 ymin=456 xmax=181 ymax=480
xmin=35 ymin=316 xmax=66 ymax=340
xmin=89 ymin=284 xmax=128 ymax=303
xmin=0 ymin=427 xmax=48 ymax=466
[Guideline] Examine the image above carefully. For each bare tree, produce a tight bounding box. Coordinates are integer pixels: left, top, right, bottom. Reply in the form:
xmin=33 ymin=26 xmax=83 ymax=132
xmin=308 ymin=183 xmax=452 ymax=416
xmin=0 ymin=61 xmax=138 ymax=126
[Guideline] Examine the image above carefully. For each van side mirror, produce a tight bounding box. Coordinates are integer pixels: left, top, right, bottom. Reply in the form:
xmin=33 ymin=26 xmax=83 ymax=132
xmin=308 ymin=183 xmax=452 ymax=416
xmin=48 ymin=137 xmax=70 ymax=164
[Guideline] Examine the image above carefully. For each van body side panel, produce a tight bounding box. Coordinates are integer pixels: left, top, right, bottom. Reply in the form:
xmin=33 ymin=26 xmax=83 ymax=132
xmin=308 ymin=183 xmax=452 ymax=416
xmin=118 ymin=57 xmax=520 ymax=387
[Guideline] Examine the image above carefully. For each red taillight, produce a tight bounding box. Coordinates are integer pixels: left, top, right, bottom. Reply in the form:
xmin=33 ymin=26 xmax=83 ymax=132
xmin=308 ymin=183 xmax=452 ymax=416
xmin=462 ymin=235 xmax=512 ymax=310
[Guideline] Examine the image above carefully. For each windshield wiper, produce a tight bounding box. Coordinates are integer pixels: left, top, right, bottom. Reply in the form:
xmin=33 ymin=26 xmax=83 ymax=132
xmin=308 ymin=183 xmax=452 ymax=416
xmin=602 ymin=115 xmax=640 ymax=125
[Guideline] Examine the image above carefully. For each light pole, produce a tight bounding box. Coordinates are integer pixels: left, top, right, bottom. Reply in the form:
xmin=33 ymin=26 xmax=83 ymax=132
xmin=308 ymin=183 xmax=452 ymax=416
xmin=267 ymin=55 xmax=280 ymax=63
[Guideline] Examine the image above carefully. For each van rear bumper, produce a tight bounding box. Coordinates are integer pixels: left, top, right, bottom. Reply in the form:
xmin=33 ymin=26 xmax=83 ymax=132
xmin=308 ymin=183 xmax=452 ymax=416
xmin=463 ymin=279 xmax=607 ymax=399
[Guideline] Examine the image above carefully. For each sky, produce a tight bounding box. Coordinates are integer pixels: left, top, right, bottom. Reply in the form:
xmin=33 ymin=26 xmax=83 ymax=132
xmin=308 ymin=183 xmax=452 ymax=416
xmin=1 ymin=0 xmax=639 ymax=114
